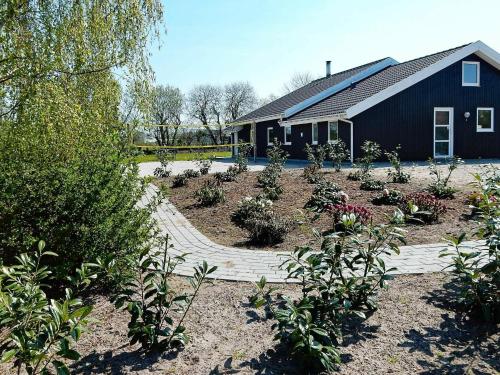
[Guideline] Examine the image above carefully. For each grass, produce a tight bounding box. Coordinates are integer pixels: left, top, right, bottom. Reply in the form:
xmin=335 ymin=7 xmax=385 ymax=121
xmin=133 ymin=150 xmax=231 ymax=163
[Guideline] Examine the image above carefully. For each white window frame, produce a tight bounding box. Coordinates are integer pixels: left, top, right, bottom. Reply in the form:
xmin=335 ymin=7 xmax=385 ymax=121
xmin=311 ymin=123 xmax=318 ymax=145
xmin=462 ymin=61 xmax=480 ymax=87
xmin=433 ymin=107 xmax=454 ymax=158
xmin=328 ymin=121 xmax=339 ymax=143
xmin=284 ymin=125 xmax=292 ymax=145
xmin=476 ymin=107 xmax=494 ymax=133
xmin=267 ymin=127 xmax=273 ymax=146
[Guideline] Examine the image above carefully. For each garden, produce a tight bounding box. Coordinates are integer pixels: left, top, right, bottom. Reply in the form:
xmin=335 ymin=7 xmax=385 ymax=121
xmin=0 ymin=2 xmax=498 ymax=374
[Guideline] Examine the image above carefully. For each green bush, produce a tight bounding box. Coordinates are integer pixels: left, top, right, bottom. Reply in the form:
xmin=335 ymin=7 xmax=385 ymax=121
xmin=385 ymin=145 xmax=410 ymax=183
xmin=426 ymin=156 xmax=464 ymax=198
xmin=304 ymin=143 xmax=327 ymax=169
xmin=440 ymin=167 xmax=499 ymax=321
xmin=0 ymin=241 xmax=98 ymax=374
xmin=258 ymin=163 xmax=284 ymax=201
xmin=304 ymin=180 xmax=347 ymax=213
xmin=326 ymin=140 xmax=350 ymax=172
xmin=183 ymin=169 xmax=201 ymax=178
xmin=372 ymin=189 xmax=404 ymax=205
xmin=172 ymin=173 xmax=189 ymax=187
xmin=360 ymin=179 xmax=386 ymax=191
xmin=250 ymin=223 xmax=405 ymax=371
xmin=154 ymin=150 xmax=172 ymax=178
xmin=350 ymin=140 xmax=381 ymax=180
xmin=302 ymin=164 xmax=323 ymax=184
xmin=231 ymin=196 xmax=273 ymax=227
xmin=235 ymin=143 xmax=253 ymax=173
xmin=195 ymin=179 xmax=225 ymax=206
xmin=113 ymin=236 xmax=216 ymax=351
xmin=398 ymin=192 xmax=446 ymax=224
xmin=214 ymin=166 xmax=238 ymax=183
xmin=195 ymin=158 xmax=213 ymax=175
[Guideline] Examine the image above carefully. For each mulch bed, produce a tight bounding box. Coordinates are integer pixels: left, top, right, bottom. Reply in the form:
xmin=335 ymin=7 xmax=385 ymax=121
xmin=163 ymin=168 xmax=478 ymax=251
xmin=2 ymin=273 xmax=493 ymax=374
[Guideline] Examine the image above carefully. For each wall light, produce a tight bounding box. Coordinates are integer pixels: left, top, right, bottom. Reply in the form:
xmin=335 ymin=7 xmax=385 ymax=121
xmin=464 ymin=112 xmax=470 ymax=122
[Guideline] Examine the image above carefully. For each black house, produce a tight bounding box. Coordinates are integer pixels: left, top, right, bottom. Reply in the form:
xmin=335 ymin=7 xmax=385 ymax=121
xmin=228 ymin=41 xmax=500 ymax=161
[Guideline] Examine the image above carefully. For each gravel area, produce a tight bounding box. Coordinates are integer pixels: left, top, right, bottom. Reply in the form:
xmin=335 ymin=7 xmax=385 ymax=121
xmin=2 ymin=273 xmax=496 ymax=374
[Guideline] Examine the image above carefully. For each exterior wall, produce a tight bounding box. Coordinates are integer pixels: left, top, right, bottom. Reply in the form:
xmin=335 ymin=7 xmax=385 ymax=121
xmin=351 ymin=54 xmax=500 ymax=160
xmin=245 ymin=120 xmax=351 ymax=160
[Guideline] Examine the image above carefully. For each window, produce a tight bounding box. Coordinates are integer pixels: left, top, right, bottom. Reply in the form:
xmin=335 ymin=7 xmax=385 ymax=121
xmin=267 ymin=127 xmax=274 ymax=146
xmin=462 ymin=61 xmax=480 ymax=86
xmin=328 ymin=121 xmax=338 ymax=143
xmin=284 ymin=125 xmax=292 ymax=145
xmin=311 ymin=123 xmax=318 ymax=144
xmin=477 ymin=108 xmax=494 ymax=132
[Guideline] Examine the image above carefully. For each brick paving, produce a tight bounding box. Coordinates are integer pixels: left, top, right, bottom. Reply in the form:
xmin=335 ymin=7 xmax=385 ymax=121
xmin=142 ymin=184 xmax=482 ymax=283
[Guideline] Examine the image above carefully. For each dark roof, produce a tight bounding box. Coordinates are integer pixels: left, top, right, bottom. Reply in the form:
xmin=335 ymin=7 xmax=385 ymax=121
xmin=286 ymin=44 xmax=468 ymax=121
xmin=235 ymin=58 xmax=389 ymax=122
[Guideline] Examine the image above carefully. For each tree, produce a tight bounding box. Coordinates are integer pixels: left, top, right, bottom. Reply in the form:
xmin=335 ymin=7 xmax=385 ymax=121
xmin=0 ymin=0 xmax=163 ymax=279
xmin=151 ymin=85 xmax=184 ymax=146
xmin=283 ymin=72 xmax=315 ymax=93
xmin=187 ymin=84 xmax=224 ymax=144
xmin=224 ymin=82 xmax=258 ymax=121
xmin=258 ymin=93 xmax=279 ymax=107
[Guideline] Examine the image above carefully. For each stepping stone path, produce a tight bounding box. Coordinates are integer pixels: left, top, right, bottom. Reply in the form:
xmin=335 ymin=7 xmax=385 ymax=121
xmin=142 ymin=184 xmax=482 ymax=283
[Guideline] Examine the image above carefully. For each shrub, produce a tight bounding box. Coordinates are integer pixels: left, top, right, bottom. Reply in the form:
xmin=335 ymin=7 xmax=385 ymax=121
xmin=246 ymin=211 xmax=292 ymax=245
xmin=258 ymin=147 xmax=285 ymax=200
xmin=304 ymin=143 xmax=326 ymax=169
xmin=385 ymin=145 xmax=410 ymax=183
xmin=304 ymin=180 xmax=347 ymax=213
xmin=326 ymin=204 xmax=372 ymax=233
xmin=356 ymin=140 xmax=381 ymax=178
xmin=231 ymin=196 xmax=273 ymax=227
xmin=172 ymin=173 xmax=189 ymax=187
xmin=195 ymin=179 xmax=225 ymax=206
xmin=0 ymin=241 xmax=98 ymax=375
xmin=153 ymin=150 xmax=172 ymax=178
xmin=250 ymin=223 xmax=405 ymax=371
xmin=267 ymin=139 xmax=288 ymax=168
xmin=360 ymin=179 xmax=385 ymax=191
xmin=113 ymin=236 xmax=216 ymax=351
xmin=195 ymin=158 xmax=213 ymax=175
xmin=257 ymin=164 xmax=281 ymax=187
xmin=426 ymin=156 xmax=464 ymax=198
xmin=214 ymin=166 xmax=238 ymax=183
xmin=399 ymin=192 xmax=446 ymax=224
xmin=372 ymin=189 xmax=404 ymax=205
xmin=347 ymin=169 xmax=364 ymax=181
xmin=302 ymin=164 xmax=323 ymax=184
xmin=263 ymin=184 xmax=284 ymax=201
xmin=235 ymin=142 xmax=253 ymax=173
xmin=440 ymin=167 xmax=499 ymax=321
xmin=183 ymin=169 xmax=201 ymax=178
xmin=325 ymin=140 xmax=350 ymax=172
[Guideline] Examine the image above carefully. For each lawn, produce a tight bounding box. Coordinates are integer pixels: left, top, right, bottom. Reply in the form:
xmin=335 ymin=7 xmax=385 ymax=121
xmin=132 ymin=150 xmax=232 ymax=163
xmin=164 ymin=165 xmax=480 ymax=250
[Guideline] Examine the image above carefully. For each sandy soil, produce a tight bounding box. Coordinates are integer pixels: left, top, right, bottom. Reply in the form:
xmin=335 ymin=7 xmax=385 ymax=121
xmin=2 ymin=273 xmax=496 ymax=374
xmin=164 ymin=163 xmax=490 ymax=251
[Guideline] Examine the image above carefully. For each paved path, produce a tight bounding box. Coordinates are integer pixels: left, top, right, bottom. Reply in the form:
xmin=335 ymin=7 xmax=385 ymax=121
xmin=142 ymin=184 xmax=481 ymax=283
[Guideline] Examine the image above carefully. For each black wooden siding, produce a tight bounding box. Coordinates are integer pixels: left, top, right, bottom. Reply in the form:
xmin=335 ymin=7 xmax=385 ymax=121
xmin=240 ymin=53 xmax=499 ymax=161
xmin=351 ymin=54 xmax=500 ymax=160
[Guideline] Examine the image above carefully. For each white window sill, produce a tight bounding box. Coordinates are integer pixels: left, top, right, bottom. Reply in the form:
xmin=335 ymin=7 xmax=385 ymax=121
xmin=284 ymin=142 xmax=292 ymax=145
xmin=462 ymin=83 xmax=480 ymax=87
xmin=476 ymin=128 xmax=494 ymax=133
xmin=311 ymin=141 xmax=318 ymax=145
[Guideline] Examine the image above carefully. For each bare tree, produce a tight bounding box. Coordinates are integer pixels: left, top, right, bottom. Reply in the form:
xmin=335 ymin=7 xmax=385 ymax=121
xmin=187 ymin=84 xmax=224 ymax=144
xmin=151 ymin=85 xmax=183 ymax=146
xmin=258 ymin=93 xmax=279 ymax=107
xmin=224 ymin=82 xmax=258 ymax=122
xmin=283 ymin=72 xmax=315 ymax=93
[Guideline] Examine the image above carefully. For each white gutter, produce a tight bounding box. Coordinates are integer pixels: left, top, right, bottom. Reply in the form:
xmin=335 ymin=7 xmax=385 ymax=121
xmin=279 ymin=113 xmax=347 ymax=126
xmin=283 ymin=57 xmax=398 ymax=119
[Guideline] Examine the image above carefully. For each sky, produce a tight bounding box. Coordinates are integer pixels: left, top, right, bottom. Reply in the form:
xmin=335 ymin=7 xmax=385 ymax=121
xmin=150 ymin=0 xmax=500 ymax=99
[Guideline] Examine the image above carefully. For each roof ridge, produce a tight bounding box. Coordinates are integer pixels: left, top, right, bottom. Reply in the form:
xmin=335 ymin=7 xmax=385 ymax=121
xmin=308 ymin=57 xmax=390 ymax=85
xmin=395 ymin=43 xmax=472 ymax=66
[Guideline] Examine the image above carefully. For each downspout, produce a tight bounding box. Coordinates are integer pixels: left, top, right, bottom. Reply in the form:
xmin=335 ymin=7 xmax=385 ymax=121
xmin=252 ymin=121 xmax=257 ymax=162
xmin=343 ymin=119 xmax=354 ymax=163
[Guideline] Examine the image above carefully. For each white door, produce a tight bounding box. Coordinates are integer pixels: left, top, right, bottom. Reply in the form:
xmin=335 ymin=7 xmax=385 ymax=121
xmin=433 ymin=108 xmax=453 ymax=158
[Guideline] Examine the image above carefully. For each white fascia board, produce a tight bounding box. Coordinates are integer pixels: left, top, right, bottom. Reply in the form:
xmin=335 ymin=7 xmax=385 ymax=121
xmin=283 ymin=57 xmax=399 ymax=119
xmin=228 ymin=114 xmax=281 ymax=127
xmin=223 ymin=125 xmax=244 ymax=134
xmin=346 ymin=41 xmax=500 ymax=118
xmin=280 ymin=113 xmax=347 ymax=126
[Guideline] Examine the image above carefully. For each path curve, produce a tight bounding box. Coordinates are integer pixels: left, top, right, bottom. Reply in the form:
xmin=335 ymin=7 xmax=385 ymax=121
xmin=143 ymin=184 xmax=480 ymax=283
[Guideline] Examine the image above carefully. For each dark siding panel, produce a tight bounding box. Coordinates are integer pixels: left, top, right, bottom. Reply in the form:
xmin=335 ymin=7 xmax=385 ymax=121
xmin=351 ymin=54 xmax=500 ymax=160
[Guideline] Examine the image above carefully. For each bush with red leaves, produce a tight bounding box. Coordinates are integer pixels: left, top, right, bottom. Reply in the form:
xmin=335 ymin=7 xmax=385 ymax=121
xmin=399 ymin=192 xmax=446 ymax=224
xmin=326 ymin=203 xmax=372 ymax=225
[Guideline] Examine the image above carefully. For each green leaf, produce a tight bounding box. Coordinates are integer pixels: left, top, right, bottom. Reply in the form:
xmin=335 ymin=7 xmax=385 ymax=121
xmin=52 ymin=360 xmax=70 ymax=375
xmin=1 ymin=349 xmax=18 ymax=363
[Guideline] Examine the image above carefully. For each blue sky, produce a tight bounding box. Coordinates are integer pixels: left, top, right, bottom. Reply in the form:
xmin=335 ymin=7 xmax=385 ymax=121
xmin=150 ymin=0 xmax=500 ymax=98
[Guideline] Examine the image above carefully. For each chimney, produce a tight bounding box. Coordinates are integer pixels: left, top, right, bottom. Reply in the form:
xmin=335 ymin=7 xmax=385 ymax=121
xmin=326 ymin=60 xmax=331 ymax=77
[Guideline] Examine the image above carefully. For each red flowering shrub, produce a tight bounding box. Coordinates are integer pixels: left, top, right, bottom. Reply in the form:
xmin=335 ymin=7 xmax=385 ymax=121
xmin=326 ymin=203 xmax=372 ymax=226
xmin=399 ymin=192 xmax=446 ymax=224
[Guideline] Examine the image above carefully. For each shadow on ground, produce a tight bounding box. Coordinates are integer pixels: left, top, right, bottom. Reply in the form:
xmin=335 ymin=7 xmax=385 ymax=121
xmin=398 ymin=278 xmax=499 ymax=374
